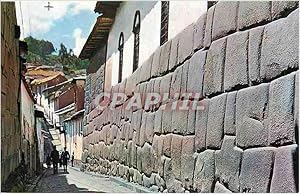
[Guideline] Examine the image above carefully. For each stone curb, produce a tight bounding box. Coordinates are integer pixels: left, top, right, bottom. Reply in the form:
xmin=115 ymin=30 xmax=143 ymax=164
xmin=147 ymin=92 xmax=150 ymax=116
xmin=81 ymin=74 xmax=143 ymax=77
xmin=27 ymin=169 xmax=47 ymax=192
xmin=70 ymin=167 xmax=151 ymax=193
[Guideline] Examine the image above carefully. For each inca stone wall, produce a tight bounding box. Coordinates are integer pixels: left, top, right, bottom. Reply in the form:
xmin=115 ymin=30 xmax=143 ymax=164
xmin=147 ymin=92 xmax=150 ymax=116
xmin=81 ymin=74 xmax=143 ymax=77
xmin=82 ymin=2 xmax=299 ymax=192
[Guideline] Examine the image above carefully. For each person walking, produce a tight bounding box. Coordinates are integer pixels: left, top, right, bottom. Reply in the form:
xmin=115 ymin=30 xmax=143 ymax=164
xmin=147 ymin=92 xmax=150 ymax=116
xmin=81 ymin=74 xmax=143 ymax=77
xmin=46 ymin=154 xmax=51 ymax=168
xmin=61 ymin=147 xmax=70 ymax=172
xmin=71 ymin=152 xmax=75 ymax=167
xmin=50 ymin=146 xmax=59 ymax=174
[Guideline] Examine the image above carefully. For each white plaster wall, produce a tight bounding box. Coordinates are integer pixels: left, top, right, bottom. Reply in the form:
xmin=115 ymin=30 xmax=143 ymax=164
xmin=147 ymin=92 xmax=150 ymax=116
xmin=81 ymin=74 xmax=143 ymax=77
xmin=106 ymin=1 xmax=161 ymax=86
xmin=21 ymin=81 xmax=35 ymax=128
xmin=106 ymin=1 xmax=207 ymax=87
xmin=168 ymin=1 xmax=207 ymax=40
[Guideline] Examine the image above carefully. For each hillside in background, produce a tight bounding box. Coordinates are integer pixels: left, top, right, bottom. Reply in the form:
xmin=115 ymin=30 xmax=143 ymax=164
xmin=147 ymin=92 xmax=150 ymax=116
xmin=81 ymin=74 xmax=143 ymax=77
xmin=24 ymin=36 xmax=89 ymax=75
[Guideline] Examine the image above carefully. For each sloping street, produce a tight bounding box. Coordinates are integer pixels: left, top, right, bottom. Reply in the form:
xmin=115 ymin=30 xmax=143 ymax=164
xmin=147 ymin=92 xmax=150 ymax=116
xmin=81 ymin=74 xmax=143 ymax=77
xmin=35 ymin=167 xmax=147 ymax=193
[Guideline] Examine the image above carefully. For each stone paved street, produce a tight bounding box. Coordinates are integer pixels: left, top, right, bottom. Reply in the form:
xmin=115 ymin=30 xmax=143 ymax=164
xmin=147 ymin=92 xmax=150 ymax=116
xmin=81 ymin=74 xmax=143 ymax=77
xmin=34 ymin=167 xmax=138 ymax=193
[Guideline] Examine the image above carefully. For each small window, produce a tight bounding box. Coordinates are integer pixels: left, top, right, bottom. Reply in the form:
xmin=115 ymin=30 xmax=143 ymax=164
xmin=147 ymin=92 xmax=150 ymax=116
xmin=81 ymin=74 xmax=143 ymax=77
xmin=118 ymin=32 xmax=124 ymax=83
xmin=208 ymin=1 xmax=218 ymax=9
xmin=160 ymin=1 xmax=169 ymax=45
xmin=132 ymin=10 xmax=141 ymax=73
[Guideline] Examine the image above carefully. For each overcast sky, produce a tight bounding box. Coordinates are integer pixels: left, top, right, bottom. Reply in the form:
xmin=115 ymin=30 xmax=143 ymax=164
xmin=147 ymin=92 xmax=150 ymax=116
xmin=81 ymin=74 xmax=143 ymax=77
xmin=16 ymin=1 xmax=98 ymax=56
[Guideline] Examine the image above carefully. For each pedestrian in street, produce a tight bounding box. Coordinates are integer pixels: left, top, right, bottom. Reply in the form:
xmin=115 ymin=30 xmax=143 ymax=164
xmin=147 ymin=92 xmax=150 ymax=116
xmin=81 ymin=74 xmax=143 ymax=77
xmin=59 ymin=153 xmax=62 ymax=168
xmin=50 ymin=146 xmax=59 ymax=174
xmin=61 ymin=147 xmax=70 ymax=172
xmin=46 ymin=154 xmax=51 ymax=168
xmin=71 ymin=152 xmax=74 ymax=167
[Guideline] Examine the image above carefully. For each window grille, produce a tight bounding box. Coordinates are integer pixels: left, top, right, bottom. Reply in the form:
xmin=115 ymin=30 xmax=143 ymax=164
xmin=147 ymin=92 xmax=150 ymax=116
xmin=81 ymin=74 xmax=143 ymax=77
xmin=118 ymin=32 xmax=124 ymax=83
xmin=132 ymin=10 xmax=141 ymax=73
xmin=160 ymin=1 xmax=169 ymax=46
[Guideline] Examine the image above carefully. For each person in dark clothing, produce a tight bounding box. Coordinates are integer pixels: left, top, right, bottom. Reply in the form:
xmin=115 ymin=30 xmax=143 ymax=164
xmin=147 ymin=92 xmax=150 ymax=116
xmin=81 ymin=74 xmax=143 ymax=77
xmin=59 ymin=154 xmax=62 ymax=168
xmin=50 ymin=146 xmax=59 ymax=174
xmin=61 ymin=147 xmax=70 ymax=172
xmin=46 ymin=154 xmax=51 ymax=168
xmin=71 ymin=152 xmax=74 ymax=167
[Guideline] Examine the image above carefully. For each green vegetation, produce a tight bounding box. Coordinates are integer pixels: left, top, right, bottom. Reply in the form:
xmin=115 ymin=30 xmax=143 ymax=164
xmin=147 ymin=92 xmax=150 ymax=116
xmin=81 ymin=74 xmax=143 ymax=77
xmin=24 ymin=36 xmax=89 ymax=74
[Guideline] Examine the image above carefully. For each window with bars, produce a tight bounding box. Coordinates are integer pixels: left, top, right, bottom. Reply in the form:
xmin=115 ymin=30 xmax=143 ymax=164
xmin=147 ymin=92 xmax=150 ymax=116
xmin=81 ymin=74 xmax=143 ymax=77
xmin=160 ymin=1 xmax=169 ymax=46
xmin=132 ymin=10 xmax=141 ymax=73
xmin=118 ymin=32 xmax=124 ymax=83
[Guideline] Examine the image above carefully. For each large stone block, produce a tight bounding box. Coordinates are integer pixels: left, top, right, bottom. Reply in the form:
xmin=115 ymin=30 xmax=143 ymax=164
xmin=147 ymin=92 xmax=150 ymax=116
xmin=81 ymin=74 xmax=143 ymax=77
xmin=181 ymin=136 xmax=195 ymax=190
xmin=248 ymin=26 xmax=264 ymax=84
xmin=270 ymin=144 xmax=298 ymax=193
xmin=171 ymin=103 xmax=188 ymax=135
xmin=163 ymin=134 xmax=172 ymax=157
xmin=224 ymin=91 xmax=237 ymax=135
xmin=170 ymin=67 xmax=182 ymax=100
xmin=203 ymin=37 xmax=226 ymax=96
xmin=240 ymin=148 xmax=274 ymax=193
xmin=236 ymin=83 xmax=269 ymax=148
xmin=169 ymin=34 xmax=180 ymax=71
xmin=193 ymin=150 xmax=215 ymax=192
xmin=162 ymin=103 xmax=173 ymax=134
xmin=224 ymin=31 xmax=249 ymax=91
xmin=160 ymin=40 xmax=172 ymax=75
xmin=154 ymin=108 xmax=163 ymax=134
xmin=268 ymin=73 xmax=296 ymax=146
xmin=195 ymin=99 xmax=209 ymax=151
xmin=214 ymin=182 xmax=232 ymax=193
xmin=163 ymin=157 xmax=174 ymax=190
xmin=152 ymin=135 xmax=163 ymax=173
xmin=139 ymin=54 xmax=153 ymax=83
xmin=143 ymin=174 xmax=152 ymax=188
xmin=203 ymin=6 xmax=215 ymax=48
xmin=187 ymin=109 xmax=196 ymax=135
xmin=145 ymin=112 xmax=155 ymax=144
xmin=160 ymin=74 xmax=172 ymax=102
xmin=180 ymin=60 xmax=189 ymax=95
xmin=238 ymin=1 xmax=271 ymax=30
xmin=261 ymin=10 xmax=299 ymax=81
xmin=206 ymin=93 xmax=227 ymax=149
xmin=187 ymin=51 xmax=206 ymax=98
xmin=171 ymin=134 xmax=183 ymax=180
xmin=212 ymin=1 xmax=238 ymax=41
xmin=215 ymin=136 xmax=242 ymax=192
xmin=272 ymin=1 xmax=299 ymax=20
xmin=131 ymin=144 xmax=137 ymax=169
xmin=141 ymin=143 xmax=154 ymax=177
xmin=193 ymin=13 xmax=206 ymax=51
xmin=151 ymin=46 xmax=162 ymax=78
xmin=178 ymin=24 xmax=194 ymax=64
xmin=139 ymin=112 xmax=146 ymax=146
xmin=137 ymin=146 xmax=142 ymax=172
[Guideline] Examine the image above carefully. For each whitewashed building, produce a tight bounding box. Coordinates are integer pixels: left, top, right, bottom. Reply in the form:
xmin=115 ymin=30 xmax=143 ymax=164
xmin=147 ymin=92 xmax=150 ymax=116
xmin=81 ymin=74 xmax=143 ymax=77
xmin=80 ymin=1 xmax=207 ymax=88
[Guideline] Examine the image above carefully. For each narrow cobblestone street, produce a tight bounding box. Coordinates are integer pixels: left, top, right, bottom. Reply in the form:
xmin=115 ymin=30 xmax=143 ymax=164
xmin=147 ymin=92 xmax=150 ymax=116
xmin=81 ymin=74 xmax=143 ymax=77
xmin=35 ymin=167 xmax=138 ymax=193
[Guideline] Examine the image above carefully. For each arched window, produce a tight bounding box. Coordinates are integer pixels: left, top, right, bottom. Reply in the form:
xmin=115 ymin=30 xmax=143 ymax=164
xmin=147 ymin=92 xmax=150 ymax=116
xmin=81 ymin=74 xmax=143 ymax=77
xmin=118 ymin=32 xmax=124 ymax=83
xmin=132 ymin=10 xmax=141 ymax=73
xmin=160 ymin=1 xmax=169 ymax=45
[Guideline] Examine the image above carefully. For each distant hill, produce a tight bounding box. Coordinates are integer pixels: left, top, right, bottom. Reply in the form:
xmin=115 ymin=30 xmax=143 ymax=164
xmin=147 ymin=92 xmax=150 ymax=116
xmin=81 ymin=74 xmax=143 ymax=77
xmin=24 ymin=36 xmax=89 ymax=75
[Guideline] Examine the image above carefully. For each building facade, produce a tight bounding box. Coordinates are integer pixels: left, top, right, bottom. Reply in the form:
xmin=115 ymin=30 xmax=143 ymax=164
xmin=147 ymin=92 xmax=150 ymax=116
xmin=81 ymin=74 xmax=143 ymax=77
xmin=21 ymin=79 xmax=37 ymax=177
xmin=80 ymin=1 xmax=207 ymax=88
xmin=1 ymin=2 xmax=23 ymax=190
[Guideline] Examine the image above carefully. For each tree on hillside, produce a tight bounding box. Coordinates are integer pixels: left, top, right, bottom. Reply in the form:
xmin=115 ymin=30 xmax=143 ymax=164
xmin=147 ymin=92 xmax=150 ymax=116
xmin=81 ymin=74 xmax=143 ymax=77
xmin=24 ymin=36 xmax=89 ymax=74
xmin=24 ymin=36 xmax=55 ymax=57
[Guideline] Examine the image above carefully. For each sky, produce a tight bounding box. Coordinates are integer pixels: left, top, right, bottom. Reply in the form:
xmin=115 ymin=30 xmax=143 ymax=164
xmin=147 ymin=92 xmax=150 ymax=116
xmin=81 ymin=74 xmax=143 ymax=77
xmin=16 ymin=1 xmax=98 ymax=56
